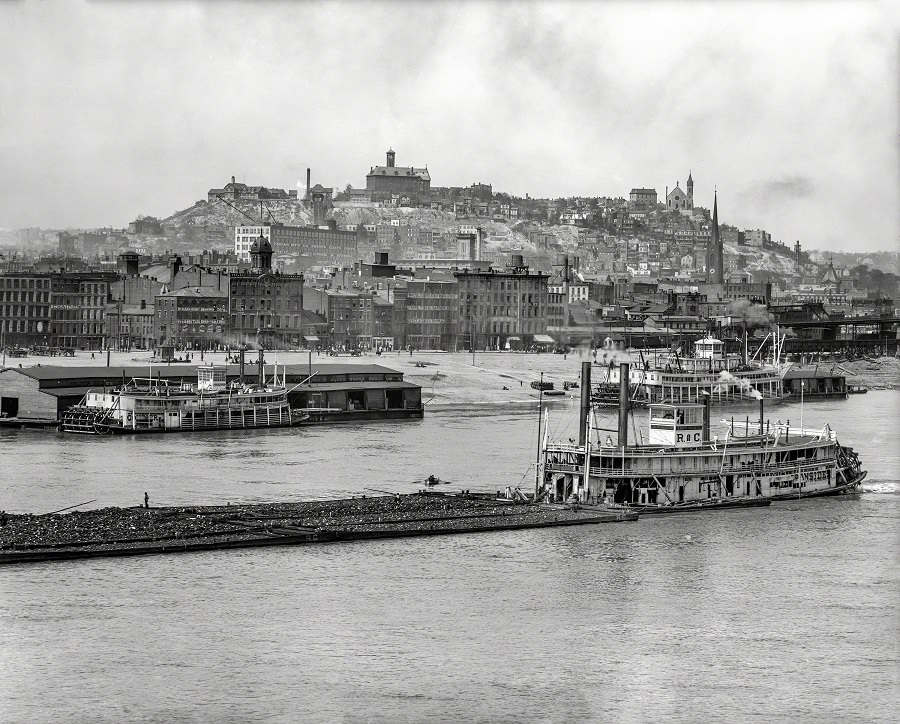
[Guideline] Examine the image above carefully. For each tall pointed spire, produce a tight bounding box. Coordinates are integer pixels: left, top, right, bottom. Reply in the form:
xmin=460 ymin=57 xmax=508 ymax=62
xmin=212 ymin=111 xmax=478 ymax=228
xmin=707 ymin=190 xmax=724 ymax=284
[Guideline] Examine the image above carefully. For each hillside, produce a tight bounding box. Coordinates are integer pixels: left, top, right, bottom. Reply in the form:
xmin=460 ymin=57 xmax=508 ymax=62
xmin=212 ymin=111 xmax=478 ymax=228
xmin=162 ymin=198 xmax=313 ymax=229
xmin=160 ymin=196 xmax=802 ymax=278
xmin=727 ymin=242 xmax=797 ymax=278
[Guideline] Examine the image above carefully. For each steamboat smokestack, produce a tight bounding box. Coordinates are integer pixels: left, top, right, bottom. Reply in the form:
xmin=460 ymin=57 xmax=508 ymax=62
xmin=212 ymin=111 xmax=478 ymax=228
xmin=759 ymin=398 xmax=765 ymax=437
xmin=618 ymin=362 xmax=629 ymax=447
xmin=702 ymin=392 xmax=710 ymax=441
xmin=578 ymin=361 xmax=591 ymax=446
xmin=239 ymin=348 xmax=245 ymax=384
xmin=258 ymin=349 xmax=265 ymax=386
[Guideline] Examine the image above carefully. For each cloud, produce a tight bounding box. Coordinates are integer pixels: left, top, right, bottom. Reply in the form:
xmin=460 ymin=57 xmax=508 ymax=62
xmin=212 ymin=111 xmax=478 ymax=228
xmin=741 ymin=176 xmax=816 ymax=206
xmin=0 ymin=0 xmax=896 ymax=251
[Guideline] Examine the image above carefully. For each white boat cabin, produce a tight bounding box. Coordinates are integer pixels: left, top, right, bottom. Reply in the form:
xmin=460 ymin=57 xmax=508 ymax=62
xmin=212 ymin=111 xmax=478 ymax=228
xmin=646 ymin=403 xmax=706 ymax=448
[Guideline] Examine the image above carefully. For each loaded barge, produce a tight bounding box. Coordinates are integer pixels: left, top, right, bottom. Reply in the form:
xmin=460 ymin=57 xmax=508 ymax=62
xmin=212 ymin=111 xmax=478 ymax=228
xmin=0 ymin=493 xmax=637 ymax=565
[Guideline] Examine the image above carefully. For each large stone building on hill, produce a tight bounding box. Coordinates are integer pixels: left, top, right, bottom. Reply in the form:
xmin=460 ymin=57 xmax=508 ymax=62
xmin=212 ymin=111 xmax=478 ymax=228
xmin=366 ymin=149 xmax=431 ymax=197
xmin=208 ymin=176 xmax=298 ymax=203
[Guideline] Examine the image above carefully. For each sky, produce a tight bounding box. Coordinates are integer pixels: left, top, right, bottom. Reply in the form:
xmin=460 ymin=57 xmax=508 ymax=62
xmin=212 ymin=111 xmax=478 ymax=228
xmin=0 ymin=0 xmax=898 ymax=252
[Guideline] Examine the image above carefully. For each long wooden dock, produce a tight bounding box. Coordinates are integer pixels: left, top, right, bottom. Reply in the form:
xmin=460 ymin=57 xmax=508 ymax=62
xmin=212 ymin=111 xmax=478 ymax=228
xmin=0 ymin=493 xmax=638 ymax=565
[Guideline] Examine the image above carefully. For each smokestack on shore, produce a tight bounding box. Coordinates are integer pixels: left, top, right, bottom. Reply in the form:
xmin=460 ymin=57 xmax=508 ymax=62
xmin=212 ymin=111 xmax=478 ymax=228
xmin=618 ymin=362 xmax=629 ymax=447
xmin=578 ymin=361 xmax=591 ymax=446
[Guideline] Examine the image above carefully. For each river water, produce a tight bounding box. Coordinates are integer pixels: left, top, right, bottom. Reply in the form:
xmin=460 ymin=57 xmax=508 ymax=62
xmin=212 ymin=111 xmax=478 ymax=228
xmin=1 ymin=390 xmax=898 ymax=722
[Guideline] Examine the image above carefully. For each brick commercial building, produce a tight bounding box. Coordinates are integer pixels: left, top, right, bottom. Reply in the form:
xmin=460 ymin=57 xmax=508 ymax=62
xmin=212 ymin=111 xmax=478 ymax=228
xmin=236 ymin=223 xmax=360 ymax=270
xmin=0 ymin=273 xmax=53 ymax=349
xmin=229 ymin=235 xmax=305 ymax=349
xmin=104 ymin=301 xmax=155 ymax=351
xmin=155 ymin=286 xmax=229 ymax=351
xmin=400 ymin=277 xmax=458 ymax=351
xmin=454 ymin=256 xmax=549 ymax=351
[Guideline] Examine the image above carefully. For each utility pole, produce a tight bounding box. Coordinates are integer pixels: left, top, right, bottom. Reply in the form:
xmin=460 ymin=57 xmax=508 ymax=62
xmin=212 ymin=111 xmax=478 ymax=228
xmin=534 ymin=371 xmax=544 ymax=500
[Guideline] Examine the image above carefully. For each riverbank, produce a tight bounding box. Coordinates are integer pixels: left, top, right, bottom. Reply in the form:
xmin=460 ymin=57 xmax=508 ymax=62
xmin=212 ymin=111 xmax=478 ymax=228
xmin=3 ymin=348 xmax=896 ymax=414
xmin=0 ymin=493 xmax=636 ymax=564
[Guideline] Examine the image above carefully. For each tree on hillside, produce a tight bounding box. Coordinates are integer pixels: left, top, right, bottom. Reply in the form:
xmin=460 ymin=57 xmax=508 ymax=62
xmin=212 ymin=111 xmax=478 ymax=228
xmin=850 ymin=264 xmax=900 ymax=297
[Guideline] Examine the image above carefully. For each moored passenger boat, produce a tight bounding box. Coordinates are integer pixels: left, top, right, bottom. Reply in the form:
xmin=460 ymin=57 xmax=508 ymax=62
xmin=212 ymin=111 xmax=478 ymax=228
xmin=592 ymin=332 xmax=786 ymax=407
xmin=61 ymin=363 xmax=306 ymax=434
xmin=542 ymin=361 xmax=866 ymax=511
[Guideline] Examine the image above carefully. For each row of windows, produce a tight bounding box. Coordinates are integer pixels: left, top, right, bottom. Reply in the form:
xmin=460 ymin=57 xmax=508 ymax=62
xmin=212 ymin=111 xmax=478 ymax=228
xmin=459 ymin=306 xmax=545 ymax=318
xmin=0 ymin=278 xmax=51 ymax=290
xmin=54 ymin=296 xmax=106 ymax=307
xmin=0 ymin=291 xmax=51 ymax=303
xmin=231 ymin=299 xmax=303 ymax=312
xmin=1 ymin=306 xmax=111 ymax=320
xmin=230 ymin=314 xmax=304 ymax=329
xmin=157 ymin=311 xmax=226 ymax=322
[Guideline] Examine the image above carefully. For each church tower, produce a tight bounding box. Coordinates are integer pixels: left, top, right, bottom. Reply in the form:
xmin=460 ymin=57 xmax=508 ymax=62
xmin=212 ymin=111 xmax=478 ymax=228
xmin=386 ymin=148 xmax=396 ymax=168
xmin=686 ymin=171 xmax=693 ymax=202
xmin=706 ymin=191 xmax=724 ymax=284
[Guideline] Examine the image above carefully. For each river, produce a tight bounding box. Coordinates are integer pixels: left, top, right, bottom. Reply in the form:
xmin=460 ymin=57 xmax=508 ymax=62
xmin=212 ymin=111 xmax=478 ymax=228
xmin=1 ymin=390 xmax=898 ymax=722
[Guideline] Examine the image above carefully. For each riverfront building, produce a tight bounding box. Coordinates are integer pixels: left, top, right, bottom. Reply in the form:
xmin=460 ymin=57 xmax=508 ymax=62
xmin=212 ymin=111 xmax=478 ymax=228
xmin=229 ymin=235 xmax=305 ymax=349
xmin=454 ymin=256 xmax=549 ymax=351
xmin=0 ymin=363 xmax=422 ymax=423
xmin=154 ymin=287 xmax=229 ymax=351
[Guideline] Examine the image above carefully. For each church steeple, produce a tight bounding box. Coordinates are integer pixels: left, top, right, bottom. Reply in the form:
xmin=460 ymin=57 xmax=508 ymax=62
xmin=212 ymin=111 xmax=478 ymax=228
xmin=687 ymin=170 xmax=693 ymax=200
xmin=707 ymin=190 xmax=724 ymax=285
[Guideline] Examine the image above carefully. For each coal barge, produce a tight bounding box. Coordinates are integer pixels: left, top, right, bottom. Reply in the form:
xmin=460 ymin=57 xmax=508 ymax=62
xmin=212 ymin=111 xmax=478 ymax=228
xmin=0 ymin=492 xmax=637 ymax=565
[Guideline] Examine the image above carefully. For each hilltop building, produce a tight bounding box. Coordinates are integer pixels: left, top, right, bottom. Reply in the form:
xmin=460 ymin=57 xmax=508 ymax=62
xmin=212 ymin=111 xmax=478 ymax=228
xmin=629 ymin=188 xmax=658 ymax=208
xmin=666 ymin=172 xmax=694 ymax=215
xmin=308 ymin=183 xmax=334 ymax=226
xmin=366 ymin=149 xmax=431 ymax=197
xmin=207 ymin=176 xmax=297 ymax=203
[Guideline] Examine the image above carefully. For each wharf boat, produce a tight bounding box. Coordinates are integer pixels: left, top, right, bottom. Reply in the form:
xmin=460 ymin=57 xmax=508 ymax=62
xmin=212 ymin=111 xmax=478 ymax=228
xmin=592 ymin=332 xmax=787 ymax=407
xmin=542 ymin=360 xmax=866 ymax=511
xmin=61 ymin=363 xmax=306 ymax=434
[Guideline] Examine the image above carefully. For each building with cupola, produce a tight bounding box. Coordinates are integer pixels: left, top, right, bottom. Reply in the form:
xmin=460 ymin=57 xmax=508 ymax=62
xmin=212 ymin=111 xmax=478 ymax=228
xmin=228 ymin=234 xmax=306 ymax=349
xmin=366 ymin=149 xmax=431 ymax=197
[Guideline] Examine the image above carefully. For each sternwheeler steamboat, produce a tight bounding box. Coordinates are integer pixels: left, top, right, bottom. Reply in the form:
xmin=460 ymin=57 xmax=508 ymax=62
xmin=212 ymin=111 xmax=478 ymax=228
xmin=592 ymin=332 xmax=787 ymax=407
xmin=542 ymin=361 xmax=866 ymax=511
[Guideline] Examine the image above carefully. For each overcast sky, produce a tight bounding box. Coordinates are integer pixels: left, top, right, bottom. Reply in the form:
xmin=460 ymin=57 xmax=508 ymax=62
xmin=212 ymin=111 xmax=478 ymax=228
xmin=1 ymin=0 xmax=897 ymax=252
